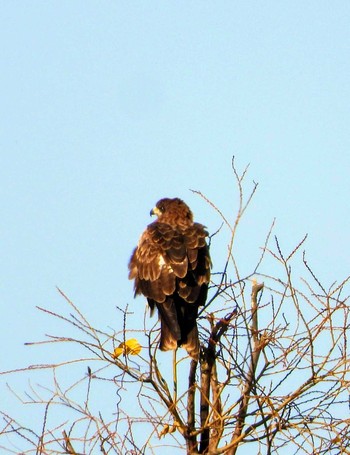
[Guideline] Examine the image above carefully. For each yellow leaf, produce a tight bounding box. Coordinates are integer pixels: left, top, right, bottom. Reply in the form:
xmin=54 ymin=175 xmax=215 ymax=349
xmin=113 ymin=347 xmax=124 ymax=358
xmin=168 ymin=424 xmax=177 ymax=434
xmin=124 ymin=338 xmax=142 ymax=355
xmin=113 ymin=338 xmax=142 ymax=358
xmin=159 ymin=424 xmax=170 ymax=438
xmin=159 ymin=422 xmax=179 ymax=438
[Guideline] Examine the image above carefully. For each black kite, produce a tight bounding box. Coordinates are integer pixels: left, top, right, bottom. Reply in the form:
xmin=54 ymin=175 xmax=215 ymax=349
xmin=128 ymin=198 xmax=211 ymax=360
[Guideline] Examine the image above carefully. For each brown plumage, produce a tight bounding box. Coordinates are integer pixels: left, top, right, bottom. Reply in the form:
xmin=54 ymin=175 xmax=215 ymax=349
xmin=128 ymin=198 xmax=211 ymax=360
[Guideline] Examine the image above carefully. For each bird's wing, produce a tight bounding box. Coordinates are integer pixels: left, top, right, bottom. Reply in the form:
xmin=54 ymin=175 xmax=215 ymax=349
xmin=128 ymin=222 xmax=189 ymax=302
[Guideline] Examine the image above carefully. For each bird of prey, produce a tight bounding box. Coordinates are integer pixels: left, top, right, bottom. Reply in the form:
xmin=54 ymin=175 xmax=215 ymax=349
xmin=128 ymin=197 xmax=211 ymax=360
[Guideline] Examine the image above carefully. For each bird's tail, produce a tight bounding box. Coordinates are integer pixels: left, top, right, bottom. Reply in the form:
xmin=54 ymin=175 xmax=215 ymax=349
xmin=154 ymin=298 xmax=200 ymax=360
xmin=154 ymin=298 xmax=181 ymax=352
xmin=159 ymin=319 xmax=200 ymax=360
xmin=159 ymin=319 xmax=179 ymax=351
xmin=181 ymin=323 xmax=200 ymax=361
xmin=180 ymin=301 xmax=200 ymax=360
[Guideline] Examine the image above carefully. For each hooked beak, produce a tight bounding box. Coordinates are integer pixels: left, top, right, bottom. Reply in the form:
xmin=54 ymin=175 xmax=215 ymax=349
xmin=150 ymin=206 xmax=162 ymax=217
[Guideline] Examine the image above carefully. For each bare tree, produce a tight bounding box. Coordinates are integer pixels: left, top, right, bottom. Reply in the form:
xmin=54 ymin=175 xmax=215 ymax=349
xmin=2 ymin=158 xmax=350 ymax=454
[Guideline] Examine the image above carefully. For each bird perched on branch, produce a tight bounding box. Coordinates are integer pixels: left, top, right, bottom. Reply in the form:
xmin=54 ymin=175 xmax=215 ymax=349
xmin=128 ymin=197 xmax=211 ymax=360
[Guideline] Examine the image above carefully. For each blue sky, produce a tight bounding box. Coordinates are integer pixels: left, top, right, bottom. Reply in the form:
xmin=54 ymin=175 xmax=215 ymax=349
xmin=1 ymin=1 xmax=350 ymax=452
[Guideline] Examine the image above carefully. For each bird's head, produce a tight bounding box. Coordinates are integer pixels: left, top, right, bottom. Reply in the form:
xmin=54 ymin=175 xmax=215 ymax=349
xmin=150 ymin=198 xmax=193 ymax=225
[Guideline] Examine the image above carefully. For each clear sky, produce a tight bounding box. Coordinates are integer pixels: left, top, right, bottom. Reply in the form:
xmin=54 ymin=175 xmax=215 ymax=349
xmin=1 ymin=1 xmax=350 ymax=452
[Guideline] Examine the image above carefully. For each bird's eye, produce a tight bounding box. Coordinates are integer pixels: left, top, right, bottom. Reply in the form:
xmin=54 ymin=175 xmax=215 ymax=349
xmin=159 ymin=205 xmax=165 ymax=212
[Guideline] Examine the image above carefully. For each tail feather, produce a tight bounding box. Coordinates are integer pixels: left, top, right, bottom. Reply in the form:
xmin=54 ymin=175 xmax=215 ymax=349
xmin=151 ymin=298 xmax=181 ymax=351
xmin=148 ymin=297 xmax=200 ymax=360
xmin=179 ymin=301 xmax=200 ymax=360
xmin=181 ymin=323 xmax=200 ymax=360
xmin=159 ymin=319 xmax=179 ymax=351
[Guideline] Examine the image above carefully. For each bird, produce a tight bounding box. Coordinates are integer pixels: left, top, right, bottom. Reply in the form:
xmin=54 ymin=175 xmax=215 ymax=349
xmin=128 ymin=197 xmax=211 ymax=360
